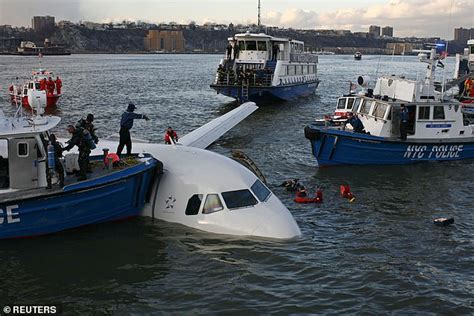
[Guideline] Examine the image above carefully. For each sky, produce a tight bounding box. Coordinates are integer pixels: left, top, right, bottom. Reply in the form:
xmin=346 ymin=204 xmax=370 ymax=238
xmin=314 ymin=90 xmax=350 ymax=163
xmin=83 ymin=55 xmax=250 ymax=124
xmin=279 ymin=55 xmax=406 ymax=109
xmin=0 ymin=0 xmax=473 ymax=39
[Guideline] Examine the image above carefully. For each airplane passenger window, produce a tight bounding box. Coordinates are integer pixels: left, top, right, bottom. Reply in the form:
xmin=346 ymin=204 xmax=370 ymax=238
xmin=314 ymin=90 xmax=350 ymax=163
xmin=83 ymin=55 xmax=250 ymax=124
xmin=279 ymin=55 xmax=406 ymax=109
xmin=185 ymin=194 xmax=203 ymax=215
xmin=251 ymin=180 xmax=271 ymax=202
xmin=203 ymin=194 xmax=224 ymax=214
xmin=221 ymin=189 xmax=258 ymax=210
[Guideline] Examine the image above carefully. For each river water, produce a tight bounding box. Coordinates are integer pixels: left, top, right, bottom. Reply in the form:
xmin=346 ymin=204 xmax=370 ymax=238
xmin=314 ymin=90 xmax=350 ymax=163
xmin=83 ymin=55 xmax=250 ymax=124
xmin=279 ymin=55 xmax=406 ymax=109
xmin=0 ymin=54 xmax=472 ymax=314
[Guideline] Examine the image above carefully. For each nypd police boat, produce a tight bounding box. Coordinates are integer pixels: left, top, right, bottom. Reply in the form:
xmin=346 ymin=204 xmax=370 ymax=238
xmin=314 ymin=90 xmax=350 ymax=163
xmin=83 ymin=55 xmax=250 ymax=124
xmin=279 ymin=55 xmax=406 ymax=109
xmin=305 ymin=48 xmax=474 ymax=166
xmin=0 ymin=93 xmax=160 ymax=239
xmin=210 ymin=32 xmax=319 ymax=103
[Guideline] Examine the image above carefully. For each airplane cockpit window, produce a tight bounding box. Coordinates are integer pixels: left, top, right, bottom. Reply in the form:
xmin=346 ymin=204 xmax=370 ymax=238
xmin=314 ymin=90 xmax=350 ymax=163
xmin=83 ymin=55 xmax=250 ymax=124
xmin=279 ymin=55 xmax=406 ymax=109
xmin=221 ymin=189 xmax=258 ymax=210
xmin=250 ymin=180 xmax=271 ymax=202
xmin=203 ymin=194 xmax=224 ymax=214
xmin=185 ymin=194 xmax=203 ymax=215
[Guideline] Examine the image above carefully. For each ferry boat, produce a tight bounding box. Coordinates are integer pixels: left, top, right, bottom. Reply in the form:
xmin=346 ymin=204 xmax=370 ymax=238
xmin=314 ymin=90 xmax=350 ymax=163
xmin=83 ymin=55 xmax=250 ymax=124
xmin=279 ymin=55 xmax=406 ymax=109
xmin=8 ymin=69 xmax=62 ymax=109
xmin=304 ymin=48 xmax=474 ymax=166
xmin=210 ymin=32 xmax=319 ymax=103
xmin=0 ymin=97 xmax=161 ymax=239
xmin=354 ymin=51 xmax=362 ymax=60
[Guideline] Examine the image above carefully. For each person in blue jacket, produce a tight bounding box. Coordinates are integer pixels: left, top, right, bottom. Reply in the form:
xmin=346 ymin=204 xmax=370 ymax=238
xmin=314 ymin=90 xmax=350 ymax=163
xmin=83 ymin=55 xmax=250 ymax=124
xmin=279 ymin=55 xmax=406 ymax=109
xmin=116 ymin=103 xmax=149 ymax=157
xmin=345 ymin=112 xmax=365 ymax=133
xmin=399 ymin=104 xmax=409 ymax=140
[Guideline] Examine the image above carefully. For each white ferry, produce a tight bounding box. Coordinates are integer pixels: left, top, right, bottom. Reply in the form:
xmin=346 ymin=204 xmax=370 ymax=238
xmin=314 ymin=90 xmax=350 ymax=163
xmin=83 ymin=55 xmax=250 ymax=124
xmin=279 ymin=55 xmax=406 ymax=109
xmin=210 ymin=32 xmax=319 ymax=103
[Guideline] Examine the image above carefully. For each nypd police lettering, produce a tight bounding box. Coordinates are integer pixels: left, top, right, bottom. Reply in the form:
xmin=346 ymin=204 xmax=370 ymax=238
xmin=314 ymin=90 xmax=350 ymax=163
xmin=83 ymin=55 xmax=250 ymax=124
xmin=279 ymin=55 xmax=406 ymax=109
xmin=403 ymin=145 xmax=464 ymax=160
xmin=0 ymin=205 xmax=21 ymax=225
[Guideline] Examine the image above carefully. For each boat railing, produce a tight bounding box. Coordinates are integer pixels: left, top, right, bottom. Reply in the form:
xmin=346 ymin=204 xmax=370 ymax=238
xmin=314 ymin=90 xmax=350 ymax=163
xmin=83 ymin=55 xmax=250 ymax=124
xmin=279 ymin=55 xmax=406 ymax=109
xmin=290 ymin=53 xmax=318 ymax=63
xmin=215 ymin=68 xmax=274 ymax=87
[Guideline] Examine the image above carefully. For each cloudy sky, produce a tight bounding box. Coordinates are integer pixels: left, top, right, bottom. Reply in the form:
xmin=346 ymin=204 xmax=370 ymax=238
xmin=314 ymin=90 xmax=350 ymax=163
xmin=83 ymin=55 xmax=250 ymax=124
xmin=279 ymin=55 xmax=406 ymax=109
xmin=0 ymin=0 xmax=472 ymax=39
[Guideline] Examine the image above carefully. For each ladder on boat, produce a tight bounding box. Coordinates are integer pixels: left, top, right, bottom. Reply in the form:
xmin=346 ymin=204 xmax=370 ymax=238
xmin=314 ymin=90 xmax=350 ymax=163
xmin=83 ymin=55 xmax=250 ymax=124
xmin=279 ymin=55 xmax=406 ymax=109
xmin=240 ymin=85 xmax=249 ymax=103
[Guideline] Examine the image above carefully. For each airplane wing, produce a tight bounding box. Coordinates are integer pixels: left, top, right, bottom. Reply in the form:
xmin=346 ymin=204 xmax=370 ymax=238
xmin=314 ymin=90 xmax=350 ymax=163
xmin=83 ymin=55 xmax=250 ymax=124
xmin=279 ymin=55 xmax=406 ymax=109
xmin=179 ymin=102 xmax=258 ymax=149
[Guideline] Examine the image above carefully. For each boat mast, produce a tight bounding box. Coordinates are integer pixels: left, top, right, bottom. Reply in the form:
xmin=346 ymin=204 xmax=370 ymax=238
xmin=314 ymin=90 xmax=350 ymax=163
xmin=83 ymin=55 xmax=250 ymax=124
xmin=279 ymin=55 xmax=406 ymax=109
xmin=257 ymin=0 xmax=261 ymax=27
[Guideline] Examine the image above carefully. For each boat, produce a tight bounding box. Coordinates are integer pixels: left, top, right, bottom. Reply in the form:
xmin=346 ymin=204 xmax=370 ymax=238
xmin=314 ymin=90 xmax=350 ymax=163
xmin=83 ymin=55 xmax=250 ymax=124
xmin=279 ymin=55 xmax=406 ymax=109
xmin=210 ymin=32 xmax=320 ymax=103
xmin=15 ymin=39 xmax=71 ymax=56
xmin=8 ymin=69 xmax=62 ymax=109
xmin=0 ymin=96 xmax=161 ymax=239
xmin=304 ymin=48 xmax=474 ymax=166
xmin=354 ymin=51 xmax=362 ymax=60
xmin=453 ymin=39 xmax=474 ymax=114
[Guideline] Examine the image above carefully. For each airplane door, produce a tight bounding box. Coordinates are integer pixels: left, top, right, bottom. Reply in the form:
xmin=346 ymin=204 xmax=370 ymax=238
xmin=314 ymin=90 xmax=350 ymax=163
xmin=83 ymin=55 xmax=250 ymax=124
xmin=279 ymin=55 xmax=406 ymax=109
xmin=8 ymin=137 xmax=38 ymax=189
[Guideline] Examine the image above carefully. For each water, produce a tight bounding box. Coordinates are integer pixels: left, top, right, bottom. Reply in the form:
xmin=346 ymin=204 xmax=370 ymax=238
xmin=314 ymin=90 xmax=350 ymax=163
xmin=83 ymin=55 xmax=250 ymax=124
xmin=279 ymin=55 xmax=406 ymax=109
xmin=0 ymin=54 xmax=473 ymax=314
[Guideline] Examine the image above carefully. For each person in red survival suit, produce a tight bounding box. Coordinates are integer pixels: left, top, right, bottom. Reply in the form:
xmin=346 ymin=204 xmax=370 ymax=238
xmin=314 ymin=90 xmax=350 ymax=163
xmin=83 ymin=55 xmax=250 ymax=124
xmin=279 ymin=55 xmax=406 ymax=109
xmin=39 ymin=78 xmax=47 ymax=90
xmin=164 ymin=126 xmax=179 ymax=144
xmin=55 ymin=76 xmax=62 ymax=94
xmin=47 ymin=77 xmax=55 ymax=95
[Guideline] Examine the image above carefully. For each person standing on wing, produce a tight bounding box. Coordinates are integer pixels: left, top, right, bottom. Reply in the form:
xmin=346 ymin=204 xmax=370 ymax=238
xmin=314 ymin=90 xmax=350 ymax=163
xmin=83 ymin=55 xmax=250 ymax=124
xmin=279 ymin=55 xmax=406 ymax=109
xmin=116 ymin=103 xmax=149 ymax=157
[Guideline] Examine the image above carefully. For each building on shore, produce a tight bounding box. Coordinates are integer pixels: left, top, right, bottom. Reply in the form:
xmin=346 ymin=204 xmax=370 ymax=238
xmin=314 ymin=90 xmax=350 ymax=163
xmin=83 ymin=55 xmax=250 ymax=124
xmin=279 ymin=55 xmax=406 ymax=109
xmin=382 ymin=26 xmax=393 ymax=37
xmin=32 ymin=16 xmax=55 ymax=32
xmin=144 ymin=30 xmax=185 ymax=52
xmin=454 ymin=27 xmax=473 ymax=42
xmin=369 ymin=25 xmax=381 ymax=38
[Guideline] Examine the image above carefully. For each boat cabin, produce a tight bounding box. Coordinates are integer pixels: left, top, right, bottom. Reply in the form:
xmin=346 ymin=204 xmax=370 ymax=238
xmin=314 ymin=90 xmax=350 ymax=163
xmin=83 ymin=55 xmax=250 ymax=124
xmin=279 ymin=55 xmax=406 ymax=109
xmin=0 ymin=116 xmax=58 ymax=191
xmin=349 ymin=96 xmax=474 ymax=140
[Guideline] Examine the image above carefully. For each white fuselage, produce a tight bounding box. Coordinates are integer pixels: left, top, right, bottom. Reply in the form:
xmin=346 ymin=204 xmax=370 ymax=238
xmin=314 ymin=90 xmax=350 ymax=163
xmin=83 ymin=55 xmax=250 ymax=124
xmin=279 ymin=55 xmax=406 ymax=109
xmin=82 ymin=139 xmax=301 ymax=239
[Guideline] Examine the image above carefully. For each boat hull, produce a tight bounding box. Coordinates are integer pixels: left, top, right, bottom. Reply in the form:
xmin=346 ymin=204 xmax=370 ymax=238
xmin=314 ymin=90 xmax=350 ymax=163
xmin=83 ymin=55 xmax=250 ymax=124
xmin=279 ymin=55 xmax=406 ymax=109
xmin=0 ymin=158 xmax=160 ymax=239
xmin=305 ymin=125 xmax=474 ymax=166
xmin=9 ymin=93 xmax=60 ymax=108
xmin=211 ymin=80 xmax=320 ymax=103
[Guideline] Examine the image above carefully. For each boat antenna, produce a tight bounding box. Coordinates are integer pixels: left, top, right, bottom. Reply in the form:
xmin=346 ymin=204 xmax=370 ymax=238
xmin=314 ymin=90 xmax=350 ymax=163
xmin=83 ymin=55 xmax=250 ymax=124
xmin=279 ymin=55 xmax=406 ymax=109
xmin=441 ymin=0 xmax=454 ymax=99
xmin=257 ymin=0 xmax=261 ymax=27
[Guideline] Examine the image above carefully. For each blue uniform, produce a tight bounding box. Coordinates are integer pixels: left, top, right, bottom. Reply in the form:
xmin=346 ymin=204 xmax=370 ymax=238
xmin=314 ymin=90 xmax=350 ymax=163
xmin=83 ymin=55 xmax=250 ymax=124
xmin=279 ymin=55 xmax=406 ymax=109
xmin=116 ymin=105 xmax=148 ymax=156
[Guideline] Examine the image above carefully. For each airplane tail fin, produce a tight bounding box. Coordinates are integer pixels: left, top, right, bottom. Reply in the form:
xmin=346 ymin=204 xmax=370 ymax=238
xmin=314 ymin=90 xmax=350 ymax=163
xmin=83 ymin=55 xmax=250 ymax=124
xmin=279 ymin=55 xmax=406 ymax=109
xmin=179 ymin=102 xmax=258 ymax=149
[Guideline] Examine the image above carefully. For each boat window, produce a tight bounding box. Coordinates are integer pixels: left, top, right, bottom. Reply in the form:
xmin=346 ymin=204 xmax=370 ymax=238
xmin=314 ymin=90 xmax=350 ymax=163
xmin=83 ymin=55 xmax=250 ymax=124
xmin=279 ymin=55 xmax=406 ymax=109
xmin=296 ymin=65 xmax=302 ymax=75
xmin=433 ymin=106 xmax=445 ymax=120
xmin=28 ymin=82 xmax=34 ymax=89
xmin=303 ymin=66 xmax=308 ymax=74
xmin=221 ymin=189 xmax=258 ymax=210
xmin=353 ymin=98 xmax=361 ymax=111
xmin=203 ymin=194 xmax=224 ymax=214
xmin=257 ymin=41 xmax=267 ymax=51
xmin=279 ymin=66 xmax=287 ymax=76
xmin=418 ymin=106 xmax=430 ymax=120
xmin=359 ymin=99 xmax=371 ymax=115
xmin=35 ymin=82 xmax=40 ymax=89
xmin=0 ymin=140 xmax=8 ymax=189
xmin=246 ymin=41 xmax=257 ymax=51
xmin=288 ymin=66 xmax=295 ymax=76
xmin=347 ymin=98 xmax=355 ymax=110
xmin=251 ymin=180 xmax=271 ymax=202
xmin=337 ymin=98 xmax=346 ymax=109
xmin=238 ymin=41 xmax=245 ymax=51
xmin=185 ymin=194 xmax=203 ymax=215
xmin=373 ymin=102 xmax=388 ymax=119
xmin=18 ymin=143 xmax=28 ymax=157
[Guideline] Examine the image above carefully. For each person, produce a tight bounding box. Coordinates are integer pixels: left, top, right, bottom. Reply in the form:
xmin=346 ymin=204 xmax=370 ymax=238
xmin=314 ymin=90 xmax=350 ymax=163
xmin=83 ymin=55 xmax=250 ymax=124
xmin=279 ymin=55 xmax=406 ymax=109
xmin=399 ymin=104 xmax=409 ymax=140
xmin=345 ymin=112 xmax=365 ymax=133
xmin=55 ymin=76 xmax=62 ymax=94
xmin=164 ymin=127 xmax=178 ymax=144
xmin=39 ymin=78 xmax=46 ymax=91
xmin=77 ymin=113 xmax=99 ymax=145
xmin=226 ymin=43 xmax=232 ymax=60
xmin=217 ymin=64 xmax=226 ymax=83
xmin=47 ymin=77 xmax=55 ymax=95
xmin=233 ymin=41 xmax=240 ymax=60
xmin=272 ymin=43 xmax=279 ymax=61
xmin=48 ymin=134 xmax=65 ymax=187
xmin=116 ymin=103 xmax=150 ymax=157
xmin=63 ymin=125 xmax=92 ymax=181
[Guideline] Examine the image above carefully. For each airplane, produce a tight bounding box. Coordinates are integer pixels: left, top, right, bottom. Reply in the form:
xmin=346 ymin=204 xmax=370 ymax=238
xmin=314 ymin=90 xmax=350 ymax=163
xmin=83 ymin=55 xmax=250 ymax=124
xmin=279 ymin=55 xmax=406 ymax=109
xmin=61 ymin=102 xmax=301 ymax=239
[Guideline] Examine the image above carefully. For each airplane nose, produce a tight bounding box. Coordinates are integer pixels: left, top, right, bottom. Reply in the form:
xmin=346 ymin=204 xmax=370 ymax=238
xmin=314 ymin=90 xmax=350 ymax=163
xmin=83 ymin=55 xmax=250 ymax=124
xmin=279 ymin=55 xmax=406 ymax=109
xmin=251 ymin=197 xmax=301 ymax=239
